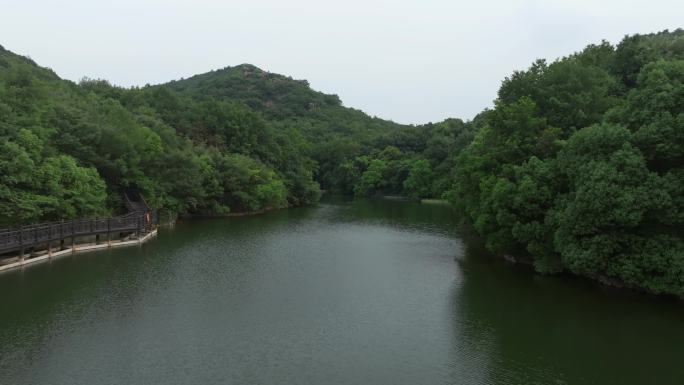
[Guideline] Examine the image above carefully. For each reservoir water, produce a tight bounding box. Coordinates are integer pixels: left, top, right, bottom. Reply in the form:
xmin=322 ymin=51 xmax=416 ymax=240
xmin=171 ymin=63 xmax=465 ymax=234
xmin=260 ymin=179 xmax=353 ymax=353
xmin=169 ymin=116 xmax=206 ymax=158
xmin=1 ymin=197 xmax=682 ymax=384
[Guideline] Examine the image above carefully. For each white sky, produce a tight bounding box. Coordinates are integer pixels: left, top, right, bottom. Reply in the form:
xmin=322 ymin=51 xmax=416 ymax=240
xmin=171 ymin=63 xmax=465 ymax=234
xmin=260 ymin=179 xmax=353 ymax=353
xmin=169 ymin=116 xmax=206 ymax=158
xmin=1 ymin=0 xmax=681 ymax=124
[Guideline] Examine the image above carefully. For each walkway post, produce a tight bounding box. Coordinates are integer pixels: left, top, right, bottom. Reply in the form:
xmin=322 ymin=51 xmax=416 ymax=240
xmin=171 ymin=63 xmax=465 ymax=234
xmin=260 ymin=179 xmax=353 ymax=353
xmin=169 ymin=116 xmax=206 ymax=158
xmin=19 ymin=226 xmax=24 ymax=262
xmin=95 ymin=218 xmax=100 ymax=245
xmin=71 ymin=219 xmax=76 ymax=249
xmin=59 ymin=220 xmax=64 ymax=250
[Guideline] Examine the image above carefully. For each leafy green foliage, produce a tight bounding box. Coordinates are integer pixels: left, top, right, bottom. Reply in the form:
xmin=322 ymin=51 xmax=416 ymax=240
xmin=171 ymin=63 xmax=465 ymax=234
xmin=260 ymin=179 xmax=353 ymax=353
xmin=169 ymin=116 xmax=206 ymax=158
xmin=551 ymin=124 xmax=681 ymax=293
xmin=403 ymin=159 xmax=433 ymax=199
xmin=448 ymin=29 xmax=684 ymax=296
xmin=213 ymin=153 xmax=288 ymax=212
xmin=354 ymin=159 xmax=387 ymax=196
xmin=0 ymin=46 xmax=322 ymax=225
xmin=0 ymin=129 xmax=107 ymax=226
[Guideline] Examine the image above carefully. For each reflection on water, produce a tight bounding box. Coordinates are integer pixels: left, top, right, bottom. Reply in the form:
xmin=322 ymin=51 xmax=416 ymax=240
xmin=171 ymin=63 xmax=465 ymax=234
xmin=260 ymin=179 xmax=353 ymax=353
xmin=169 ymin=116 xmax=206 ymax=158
xmin=0 ymin=197 xmax=682 ymax=385
xmin=451 ymin=240 xmax=684 ymax=385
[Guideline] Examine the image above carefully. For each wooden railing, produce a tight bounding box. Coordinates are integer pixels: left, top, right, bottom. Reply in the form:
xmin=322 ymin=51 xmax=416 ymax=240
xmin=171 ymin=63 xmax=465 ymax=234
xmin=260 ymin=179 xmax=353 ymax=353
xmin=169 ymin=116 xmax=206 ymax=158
xmin=0 ymin=211 xmax=153 ymax=256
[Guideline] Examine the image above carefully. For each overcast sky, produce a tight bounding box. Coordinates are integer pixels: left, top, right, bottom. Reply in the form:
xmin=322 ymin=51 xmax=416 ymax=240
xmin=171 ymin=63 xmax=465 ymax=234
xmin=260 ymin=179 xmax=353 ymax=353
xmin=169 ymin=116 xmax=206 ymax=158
xmin=1 ymin=0 xmax=681 ymax=124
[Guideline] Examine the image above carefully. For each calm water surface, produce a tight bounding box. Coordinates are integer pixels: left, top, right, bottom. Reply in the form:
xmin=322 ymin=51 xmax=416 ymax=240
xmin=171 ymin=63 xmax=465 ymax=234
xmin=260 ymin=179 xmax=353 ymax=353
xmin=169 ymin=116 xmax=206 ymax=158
xmin=1 ymin=197 xmax=682 ymax=385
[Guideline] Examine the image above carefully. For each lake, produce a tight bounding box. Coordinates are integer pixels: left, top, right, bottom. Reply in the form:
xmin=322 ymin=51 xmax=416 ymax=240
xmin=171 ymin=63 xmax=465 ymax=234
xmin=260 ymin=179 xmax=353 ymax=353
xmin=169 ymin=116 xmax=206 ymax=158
xmin=1 ymin=197 xmax=682 ymax=384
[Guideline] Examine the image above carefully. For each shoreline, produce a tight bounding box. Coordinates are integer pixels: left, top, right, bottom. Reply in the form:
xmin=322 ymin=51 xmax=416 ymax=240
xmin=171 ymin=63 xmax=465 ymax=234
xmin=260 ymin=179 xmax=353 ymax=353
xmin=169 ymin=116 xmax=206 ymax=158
xmin=497 ymin=249 xmax=684 ymax=302
xmin=178 ymin=205 xmax=286 ymax=220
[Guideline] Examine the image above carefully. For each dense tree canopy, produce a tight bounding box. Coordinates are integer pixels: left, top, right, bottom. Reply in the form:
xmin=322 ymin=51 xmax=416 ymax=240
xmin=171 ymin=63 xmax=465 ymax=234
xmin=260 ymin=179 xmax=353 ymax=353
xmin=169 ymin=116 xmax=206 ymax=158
xmin=445 ymin=29 xmax=684 ymax=296
xmin=0 ymin=45 xmax=322 ymax=226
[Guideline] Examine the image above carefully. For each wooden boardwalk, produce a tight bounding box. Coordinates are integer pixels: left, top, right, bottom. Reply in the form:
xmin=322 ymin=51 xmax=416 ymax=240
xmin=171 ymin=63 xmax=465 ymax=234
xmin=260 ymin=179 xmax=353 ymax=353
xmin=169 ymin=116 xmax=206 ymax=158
xmin=0 ymin=212 xmax=152 ymax=256
xmin=0 ymin=193 xmax=157 ymax=272
xmin=0 ymin=228 xmax=157 ymax=273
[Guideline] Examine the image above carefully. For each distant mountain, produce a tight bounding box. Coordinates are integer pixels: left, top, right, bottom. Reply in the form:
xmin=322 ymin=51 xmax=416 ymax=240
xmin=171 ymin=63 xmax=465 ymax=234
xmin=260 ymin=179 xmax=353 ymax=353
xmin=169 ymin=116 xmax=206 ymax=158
xmin=164 ymin=64 xmax=406 ymax=140
xmin=167 ymin=64 xmax=341 ymax=119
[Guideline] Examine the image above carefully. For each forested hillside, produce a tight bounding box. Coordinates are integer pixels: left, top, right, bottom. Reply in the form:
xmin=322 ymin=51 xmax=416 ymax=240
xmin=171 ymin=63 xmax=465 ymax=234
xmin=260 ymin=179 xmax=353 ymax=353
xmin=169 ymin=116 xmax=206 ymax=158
xmin=0 ymin=45 xmax=322 ymax=225
xmin=0 ymin=29 xmax=682 ymax=295
xmin=163 ymin=64 xmax=409 ymax=190
xmin=445 ymin=30 xmax=684 ymax=296
xmin=298 ymin=30 xmax=683 ymax=297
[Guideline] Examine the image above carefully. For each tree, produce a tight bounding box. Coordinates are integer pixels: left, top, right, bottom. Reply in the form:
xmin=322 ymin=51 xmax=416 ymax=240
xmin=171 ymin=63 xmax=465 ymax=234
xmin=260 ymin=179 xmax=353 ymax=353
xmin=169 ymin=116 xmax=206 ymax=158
xmin=354 ymin=159 xmax=387 ymax=196
xmin=552 ymin=124 xmax=682 ymax=295
xmin=0 ymin=130 xmax=107 ymax=225
xmin=403 ymin=159 xmax=433 ymax=199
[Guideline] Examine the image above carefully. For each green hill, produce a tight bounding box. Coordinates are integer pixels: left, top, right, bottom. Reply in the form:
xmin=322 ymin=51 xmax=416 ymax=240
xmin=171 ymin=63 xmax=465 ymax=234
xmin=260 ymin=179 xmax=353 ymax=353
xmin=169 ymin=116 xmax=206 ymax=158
xmin=0 ymin=46 xmax=324 ymax=224
xmin=166 ymin=64 xmax=343 ymax=120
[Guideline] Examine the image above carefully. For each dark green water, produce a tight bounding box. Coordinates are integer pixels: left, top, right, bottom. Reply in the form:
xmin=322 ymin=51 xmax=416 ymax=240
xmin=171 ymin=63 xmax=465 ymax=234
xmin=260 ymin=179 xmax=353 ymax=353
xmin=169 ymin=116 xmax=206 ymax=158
xmin=1 ymin=198 xmax=682 ymax=385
